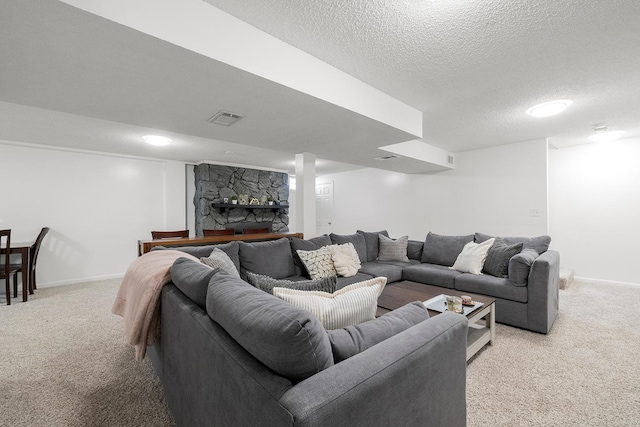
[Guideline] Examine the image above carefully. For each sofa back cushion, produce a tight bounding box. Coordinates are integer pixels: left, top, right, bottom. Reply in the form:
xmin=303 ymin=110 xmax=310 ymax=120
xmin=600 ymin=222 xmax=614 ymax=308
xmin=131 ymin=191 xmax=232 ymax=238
xmin=356 ymin=230 xmax=390 ymax=262
xmin=206 ymin=270 xmax=334 ymax=382
xmin=421 ymin=232 xmax=474 ymax=266
xmin=475 ymin=232 xmax=551 ymax=255
xmin=153 ymin=241 xmax=240 ymax=271
xmin=170 ymin=257 xmax=218 ymax=309
xmin=407 ymin=239 xmax=424 ymax=261
xmin=238 ymin=238 xmax=296 ymax=279
xmin=290 ymin=235 xmax=332 ymax=276
xmin=330 ymin=233 xmax=367 ymax=263
xmin=326 ymin=301 xmax=429 ymax=362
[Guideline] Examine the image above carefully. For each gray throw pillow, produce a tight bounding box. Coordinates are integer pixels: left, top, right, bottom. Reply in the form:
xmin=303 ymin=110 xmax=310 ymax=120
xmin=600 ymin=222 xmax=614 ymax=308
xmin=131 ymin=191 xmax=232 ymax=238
xmin=329 ymin=233 xmax=367 ymax=263
xmin=246 ymin=271 xmax=337 ymax=294
xmin=206 ymin=270 xmax=334 ymax=382
xmin=154 ymin=241 xmax=241 ymax=271
xmin=482 ymin=238 xmax=524 ymax=278
xmin=326 ymin=301 xmax=430 ymax=362
xmin=238 ymin=238 xmax=296 ymax=279
xmin=377 ymin=235 xmax=410 ymax=262
xmin=170 ymin=257 xmax=218 ymax=309
xmin=200 ymin=247 xmax=240 ymax=278
xmin=421 ymin=232 xmax=474 ymax=266
xmin=357 ymin=230 xmax=390 ymax=262
xmin=508 ymin=248 xmax=539 ymax=286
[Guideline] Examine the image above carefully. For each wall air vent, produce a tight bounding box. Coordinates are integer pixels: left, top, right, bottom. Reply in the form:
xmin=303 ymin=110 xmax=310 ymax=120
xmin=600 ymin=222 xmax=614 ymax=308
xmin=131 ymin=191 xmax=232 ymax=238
xmin=373 ymin=154 xmax=400 ymax=161
xmin=448 ymin=155 xmax=454 ymax=165
xmin=207 ymin=111 xmax=244 ymax=126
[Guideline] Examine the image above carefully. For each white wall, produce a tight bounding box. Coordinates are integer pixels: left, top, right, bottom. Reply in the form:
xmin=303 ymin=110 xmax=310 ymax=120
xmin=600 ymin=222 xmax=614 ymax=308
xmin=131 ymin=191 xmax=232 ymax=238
xmin=319 ymin=139 xmax=549 ymax=242
xmin=549 ymin=138 xmax=640 ymax=285
xmin=0 ymin=141 xmax=186 ymax=286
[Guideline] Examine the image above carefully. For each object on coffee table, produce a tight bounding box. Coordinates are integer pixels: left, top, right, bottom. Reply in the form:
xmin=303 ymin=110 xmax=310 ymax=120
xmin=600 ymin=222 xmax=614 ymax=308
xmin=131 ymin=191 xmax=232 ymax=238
xmin=445 ymin=295 xmax=463 ymax=313
xmin=461 ymin=295 xmax=472 ymax=305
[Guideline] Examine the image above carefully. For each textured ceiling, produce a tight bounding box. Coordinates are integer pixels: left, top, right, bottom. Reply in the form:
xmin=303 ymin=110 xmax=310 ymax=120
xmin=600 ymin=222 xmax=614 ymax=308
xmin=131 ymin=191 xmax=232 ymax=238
xmin=1 ymin=0 xmax=640 ymax=177
xmin=205 ymin=0 xmax=640 ymax=151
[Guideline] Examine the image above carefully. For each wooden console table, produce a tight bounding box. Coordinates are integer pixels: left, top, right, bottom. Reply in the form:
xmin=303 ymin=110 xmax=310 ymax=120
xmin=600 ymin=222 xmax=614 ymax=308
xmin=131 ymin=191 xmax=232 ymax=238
xmin=138 ymin=232 xmax=303 ymax=256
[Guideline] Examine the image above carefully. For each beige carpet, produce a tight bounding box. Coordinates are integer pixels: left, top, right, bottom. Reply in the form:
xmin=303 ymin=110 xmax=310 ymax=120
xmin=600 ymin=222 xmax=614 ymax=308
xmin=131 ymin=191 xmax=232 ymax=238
xmin=1 ymin=279 xmax=639 ymax=426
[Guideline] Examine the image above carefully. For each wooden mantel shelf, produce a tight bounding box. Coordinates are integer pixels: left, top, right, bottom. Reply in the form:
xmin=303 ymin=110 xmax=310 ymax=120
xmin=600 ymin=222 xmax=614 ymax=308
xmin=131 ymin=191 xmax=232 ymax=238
xmin=211 ymin=202 xmax=289 ymax=213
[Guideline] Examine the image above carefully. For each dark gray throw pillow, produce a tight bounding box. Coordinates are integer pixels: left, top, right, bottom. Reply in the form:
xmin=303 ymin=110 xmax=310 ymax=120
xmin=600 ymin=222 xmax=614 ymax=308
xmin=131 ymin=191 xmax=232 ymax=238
xmin=326 ymin=301 xmax=430 ymax=363
xmin=170 ymin=257 xmax=218 ymax=309
xmin=246 ymin=271 xmax=337 ymax=294
xmin=475 ymin=232 xmax=551 ymax=255
xmin=206 ymin=270 xmax=334 ymax=382
xmin=482 ymin=238 xmax=524 ymax=278
xmin=421 ymin=232 xmax=474 ymax=266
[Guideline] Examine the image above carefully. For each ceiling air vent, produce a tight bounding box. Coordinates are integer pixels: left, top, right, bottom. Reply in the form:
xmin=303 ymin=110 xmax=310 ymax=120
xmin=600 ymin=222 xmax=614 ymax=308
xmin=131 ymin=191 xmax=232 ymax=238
xmin=373 ymin=154 xmax=400 ymax=161
xmin=448 ymin=155 xmax=454 ymax=165
xmin=207 ymin=111 xmax=244 ymax=126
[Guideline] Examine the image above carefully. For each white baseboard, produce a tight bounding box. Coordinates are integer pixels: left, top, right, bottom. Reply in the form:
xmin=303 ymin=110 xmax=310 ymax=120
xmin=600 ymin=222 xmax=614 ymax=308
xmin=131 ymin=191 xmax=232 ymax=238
xmin=574 ymin=276 xmax=640 ymax=288
xmin=38 ymin=273 xmax=125 ymax=288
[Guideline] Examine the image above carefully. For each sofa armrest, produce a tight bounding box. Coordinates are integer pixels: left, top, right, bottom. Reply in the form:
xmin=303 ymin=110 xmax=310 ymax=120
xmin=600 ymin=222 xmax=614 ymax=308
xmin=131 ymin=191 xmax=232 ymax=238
xmin=527 ymin=249 xmax=560 ymax=333
xmin=279 ymin=312 xmax=468 ymax=427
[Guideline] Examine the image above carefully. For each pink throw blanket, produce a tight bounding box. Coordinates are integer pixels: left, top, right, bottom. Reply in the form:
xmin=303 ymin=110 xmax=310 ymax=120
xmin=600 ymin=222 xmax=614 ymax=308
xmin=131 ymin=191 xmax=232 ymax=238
xmin=112 ymin=250 xmax=198 ymax=360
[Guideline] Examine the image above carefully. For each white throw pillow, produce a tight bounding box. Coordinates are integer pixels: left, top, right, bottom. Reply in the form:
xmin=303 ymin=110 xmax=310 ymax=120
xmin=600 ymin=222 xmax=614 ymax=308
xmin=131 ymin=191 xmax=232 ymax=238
xmin=450 ymin=238 xmax=496 ymax=275
xmin=328 ymin=243 xmax=361 ymax=277
xmin=273 ymin=277 xmax=387 ymax=330
xmin=296 ymin=246 xmax=337 ymax=279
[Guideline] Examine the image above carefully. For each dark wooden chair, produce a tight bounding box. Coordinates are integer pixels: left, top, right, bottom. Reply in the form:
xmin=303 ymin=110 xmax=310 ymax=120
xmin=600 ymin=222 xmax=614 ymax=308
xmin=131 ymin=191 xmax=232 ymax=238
xmin=203 ymin=229 xmax=235 ymax=236
xmin=1 ymin=229 xmax=21 ymax=305
xmin=13 ymin=227 xmax=49 ymax=294
xmin=151 ymin=230 xmax=189 ymax=239
xmin=242 ymin=227 xmax=270 ymax=234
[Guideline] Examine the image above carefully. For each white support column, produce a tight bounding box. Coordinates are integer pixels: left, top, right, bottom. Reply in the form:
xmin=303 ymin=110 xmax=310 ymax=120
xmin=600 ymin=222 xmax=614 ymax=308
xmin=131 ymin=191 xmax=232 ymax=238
xmin=295 ymin=153 xmax=317 ymax=238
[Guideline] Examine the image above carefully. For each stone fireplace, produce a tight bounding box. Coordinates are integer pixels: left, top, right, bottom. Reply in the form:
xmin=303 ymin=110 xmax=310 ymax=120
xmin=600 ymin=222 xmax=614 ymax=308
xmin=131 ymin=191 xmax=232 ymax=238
xmin=194 ymin=163 xmax=290 ymax=236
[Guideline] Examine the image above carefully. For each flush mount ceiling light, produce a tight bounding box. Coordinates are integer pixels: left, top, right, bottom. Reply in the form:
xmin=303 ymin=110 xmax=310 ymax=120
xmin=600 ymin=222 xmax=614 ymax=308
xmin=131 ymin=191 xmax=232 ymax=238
xmin=588 ymin=127 xmax=625 ymax=143
xmin=143 ymin=135 xmax=171 ymax=146
xmin=525 ymin=100 xmax=573 ymax=118
xmin=373 ymin=154 xmax=400 ymax=161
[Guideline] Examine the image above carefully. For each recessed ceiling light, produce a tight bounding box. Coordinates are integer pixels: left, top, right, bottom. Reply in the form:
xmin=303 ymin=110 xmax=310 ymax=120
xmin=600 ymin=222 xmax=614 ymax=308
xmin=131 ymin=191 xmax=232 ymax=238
xmin=588 ymin=130 xmax=625 ymax=143
xmin=525 ymin=100 xmax=573 ymax=118
xmin=143 ymin=135 xmax=171 ymax=146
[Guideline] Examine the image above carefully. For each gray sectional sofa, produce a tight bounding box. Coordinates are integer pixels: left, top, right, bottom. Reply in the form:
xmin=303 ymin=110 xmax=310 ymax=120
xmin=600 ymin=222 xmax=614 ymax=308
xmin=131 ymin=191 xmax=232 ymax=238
xmin=149 ymin=238 xmax=468 ymax=427
xmin=148 ymin=229 xmax=559 ymax=426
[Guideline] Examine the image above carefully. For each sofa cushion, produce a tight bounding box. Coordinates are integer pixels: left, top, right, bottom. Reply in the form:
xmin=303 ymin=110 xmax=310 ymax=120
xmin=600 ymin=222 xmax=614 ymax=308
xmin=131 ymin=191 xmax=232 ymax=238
xmin=475 ymin=232 xmax=551 ymax=255
xmin=273 ymin=277 xmax=387 ymax=330
xmin=454 ymin=273 xmax=528 ymax=303
xmin=359 ymin=261 xmax=410 ymax=283
xmin=336 ymin=272 xmax=376 ymax=289
xmin=246 ymin=271 xmax=337 ymax=294
xmin=290 ymin=235 xmax=332 ymax=276
xmin=377 ymin=235 xmax=410 ymax=262
xmin=296 ymin=246 xmax=338 ymax=279
xmin=421 ymin=232 xmax=474 ymax=266
xmin=238 ymin=238 xmax=296 ymax=279
xmin=206 ymin=270 xmax=334 ymax=382
xmin=450 ymin=238 xmax=495 ymax=275
xmin=153 ymin=241 xmax=240 ymax=271
xmin=170 ymin=257 xmax=218 ymax=309
xmin=328 ymin=243 xmax=361 ymax=277
xmin=357 ymin=230 xmax=390 ymax=262
xmin=508 ymin=248 xmax=539 ymax=286
xmin=327 ymin=301 xmax=430 ymax=362
xmin=402 ymin=263 xmax=462 ymax=289
xmin=482 ymin=238 xmax=524 ymax=278
xmin=407 ymin=239 xmax=424 ymax=261
xmin=330 ymin=233 xmax=367 ymax=263
xmin=200 ymin=247 xmax=240 ymax=278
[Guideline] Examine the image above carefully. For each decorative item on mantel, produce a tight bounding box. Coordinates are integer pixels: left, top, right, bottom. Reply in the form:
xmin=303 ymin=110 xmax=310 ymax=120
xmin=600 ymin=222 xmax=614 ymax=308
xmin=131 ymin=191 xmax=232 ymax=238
xmin=249 ymin=197 xmax=260 ymax=205
xmin=231 ymin=195 xmax=238 ymax=205
xmin=267 ymin=197 xmax=274 ymax=205
xmin=238 ymin=194 xmax=249 ymax=205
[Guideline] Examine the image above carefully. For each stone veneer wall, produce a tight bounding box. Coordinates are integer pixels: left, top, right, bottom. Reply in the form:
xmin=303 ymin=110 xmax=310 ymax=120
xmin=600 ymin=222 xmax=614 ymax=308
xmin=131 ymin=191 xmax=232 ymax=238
xmin=194 ymin=163 xmax=290 ymax=236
